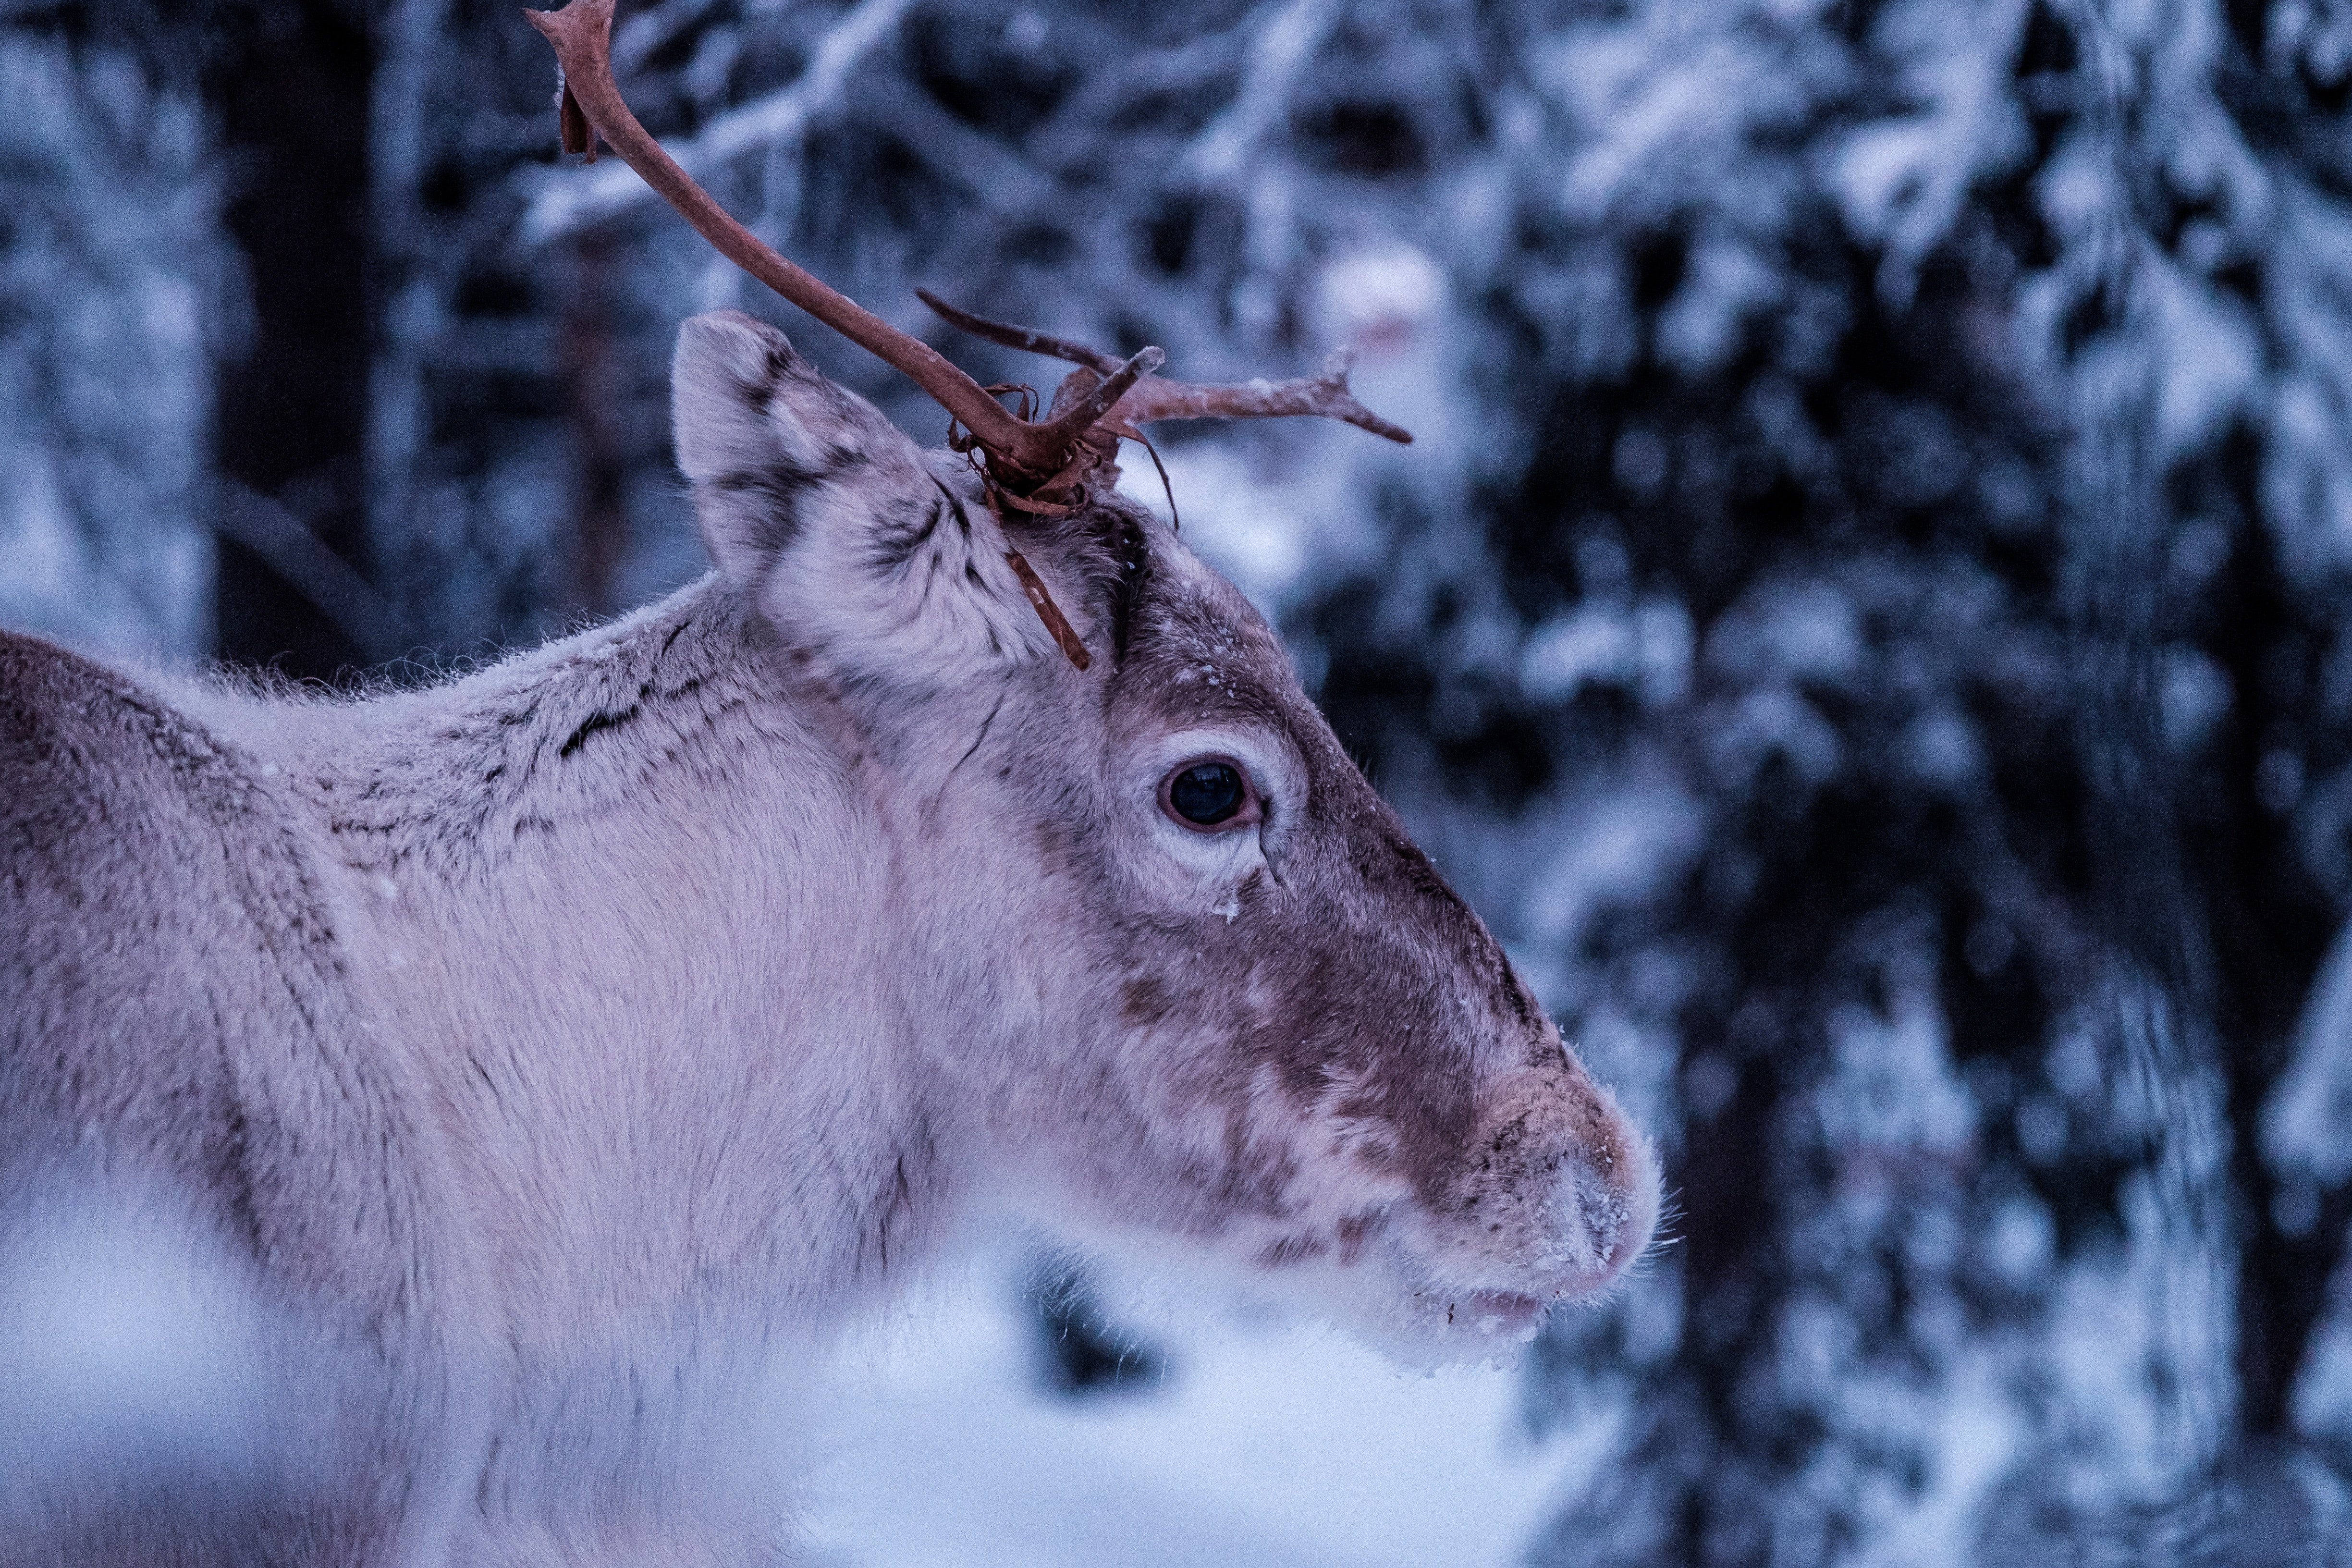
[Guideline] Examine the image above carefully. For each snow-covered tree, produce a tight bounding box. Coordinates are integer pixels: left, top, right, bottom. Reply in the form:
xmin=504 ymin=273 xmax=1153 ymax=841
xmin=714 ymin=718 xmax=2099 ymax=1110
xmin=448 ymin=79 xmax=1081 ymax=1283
xmin=0 ymin=36 xmax=237 ymax=656
xmin=13 ymin=0 xmax=2352 ymax=1557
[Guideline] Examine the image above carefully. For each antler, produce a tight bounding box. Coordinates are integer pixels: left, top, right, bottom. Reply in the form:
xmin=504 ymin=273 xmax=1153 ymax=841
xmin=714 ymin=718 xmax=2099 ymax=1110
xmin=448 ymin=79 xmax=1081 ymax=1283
xmin=529 ymin=0 xmax=1412 ymax=495
xmin=527 ymin=0 xmax=1160 ymax=491
xmin=916 ymin=292 xmax=1412 ymax=447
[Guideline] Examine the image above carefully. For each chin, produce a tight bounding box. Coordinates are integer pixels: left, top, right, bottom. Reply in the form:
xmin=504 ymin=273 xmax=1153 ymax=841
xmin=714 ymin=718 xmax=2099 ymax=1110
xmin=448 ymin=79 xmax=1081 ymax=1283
xmin=1351 ymin=1257 xmax=1634 ymax=1369
xmin=1200 ymin=1234 xmax=1639 ymax=1372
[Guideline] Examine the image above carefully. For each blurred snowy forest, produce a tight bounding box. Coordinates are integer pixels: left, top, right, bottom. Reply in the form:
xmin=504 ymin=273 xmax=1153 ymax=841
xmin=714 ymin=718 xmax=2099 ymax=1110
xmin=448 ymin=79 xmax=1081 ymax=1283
xmin=10 ymin=0 xmax=2352 ymax=1559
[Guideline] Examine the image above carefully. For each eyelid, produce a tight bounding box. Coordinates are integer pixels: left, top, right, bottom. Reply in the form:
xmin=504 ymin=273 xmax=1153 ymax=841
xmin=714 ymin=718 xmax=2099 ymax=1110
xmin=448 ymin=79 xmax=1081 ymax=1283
xmin=1159 ymin=756 xmax=1262 ymax=833
xmin=1141 ymin=730 xmax=1301 ymax=837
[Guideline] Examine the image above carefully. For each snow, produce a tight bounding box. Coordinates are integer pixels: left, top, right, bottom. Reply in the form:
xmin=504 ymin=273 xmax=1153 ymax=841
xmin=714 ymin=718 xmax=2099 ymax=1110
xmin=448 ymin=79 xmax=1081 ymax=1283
xmin=1519 ymin=599 xmax=1693 ymax=708
xmin=519 ymin=0 xmax=917 ymax=244
xmin=0 ymin=1200 xmax=291 ymax=1519
xmin=1313 ymin=245 xmax=1445 ymax=358
xmin=0 ymin=40 xmax=230 ymax=657
xmin=797 ymin=1253 xmax=1611 ymax=1568
xmin=1820 ymin=986 xmax=1974 ymax=1158
xmin=2265 ymin=919 xmax=2352 ymax=1189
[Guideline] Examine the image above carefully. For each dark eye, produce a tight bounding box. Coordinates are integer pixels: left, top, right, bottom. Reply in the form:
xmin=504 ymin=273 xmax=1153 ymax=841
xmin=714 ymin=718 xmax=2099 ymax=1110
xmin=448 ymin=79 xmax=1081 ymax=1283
xmin=1164 ymin=761 xmax=1248 ymax=828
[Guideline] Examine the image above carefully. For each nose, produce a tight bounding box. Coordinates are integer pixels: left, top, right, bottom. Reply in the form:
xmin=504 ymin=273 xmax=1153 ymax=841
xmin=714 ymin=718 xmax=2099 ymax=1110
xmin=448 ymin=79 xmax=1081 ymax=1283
xmin=1545 ymin=1132 xmax=1658 ymax=1291
xmin=1436 ymin=1068 xmax=1660 ymax=1300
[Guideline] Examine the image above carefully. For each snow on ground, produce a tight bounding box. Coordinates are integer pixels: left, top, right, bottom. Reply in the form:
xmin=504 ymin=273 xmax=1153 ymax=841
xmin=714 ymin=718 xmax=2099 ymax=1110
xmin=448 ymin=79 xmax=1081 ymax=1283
xmin=795 ymin=1251 xmax=1615 ymax=1568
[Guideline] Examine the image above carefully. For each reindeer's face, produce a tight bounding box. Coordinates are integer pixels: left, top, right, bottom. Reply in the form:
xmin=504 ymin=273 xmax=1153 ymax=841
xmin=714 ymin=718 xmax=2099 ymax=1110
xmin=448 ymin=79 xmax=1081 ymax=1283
xmin=674 ymin=310 xmax=1656 ymax=1356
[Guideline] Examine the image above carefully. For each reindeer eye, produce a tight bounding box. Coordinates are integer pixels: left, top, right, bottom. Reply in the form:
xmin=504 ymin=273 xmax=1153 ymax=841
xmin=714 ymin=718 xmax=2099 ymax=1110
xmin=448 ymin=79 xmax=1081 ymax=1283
xmin=1164 ymin=761 xmax=1248 ymax=828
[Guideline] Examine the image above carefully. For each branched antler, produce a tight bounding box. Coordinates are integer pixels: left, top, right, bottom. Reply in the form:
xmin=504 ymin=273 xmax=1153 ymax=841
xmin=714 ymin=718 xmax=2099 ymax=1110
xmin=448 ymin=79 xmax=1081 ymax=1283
xmin=527 ymin=0 xmax=1158 ymax=492
xmin=527 ymin=0 xmax=1414 ymax=667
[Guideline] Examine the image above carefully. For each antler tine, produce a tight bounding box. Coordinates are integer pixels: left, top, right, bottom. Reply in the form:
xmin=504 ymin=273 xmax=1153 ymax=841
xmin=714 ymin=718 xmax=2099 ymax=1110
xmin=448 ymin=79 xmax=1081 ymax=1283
xmin=528 ymin=0 xmax=1134 ymax=483
xmin=926 ymin=288 xmax=1415 ymax=447
xmin=1116 ymin=350 xmax=1413 ymax=445
xmin=915 ymin=289 xmax=1127 ymax=377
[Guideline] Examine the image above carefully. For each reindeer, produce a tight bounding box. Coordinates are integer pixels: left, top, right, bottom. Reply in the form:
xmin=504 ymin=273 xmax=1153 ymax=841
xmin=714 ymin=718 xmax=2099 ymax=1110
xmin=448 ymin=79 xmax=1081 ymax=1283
xmin=0 ymin=3 xmax=1657 ymax=1561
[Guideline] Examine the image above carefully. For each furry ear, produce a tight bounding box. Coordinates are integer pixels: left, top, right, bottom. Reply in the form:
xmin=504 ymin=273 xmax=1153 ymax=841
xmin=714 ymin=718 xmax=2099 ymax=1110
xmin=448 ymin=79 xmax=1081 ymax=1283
xmin=671 ymin=310 xmax=1066 ymax=686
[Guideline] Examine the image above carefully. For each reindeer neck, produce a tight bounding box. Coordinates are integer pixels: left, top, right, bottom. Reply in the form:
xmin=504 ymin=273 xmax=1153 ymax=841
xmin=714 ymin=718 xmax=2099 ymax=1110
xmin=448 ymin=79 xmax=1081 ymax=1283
xmin=221 ymin=577 xmax=949 ymax=1339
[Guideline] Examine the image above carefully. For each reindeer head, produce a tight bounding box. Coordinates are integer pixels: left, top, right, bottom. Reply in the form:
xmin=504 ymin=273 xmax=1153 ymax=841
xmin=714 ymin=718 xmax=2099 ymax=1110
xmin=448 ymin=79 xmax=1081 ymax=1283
xmin=538 ymin=0 xmax=1658 ymax=1355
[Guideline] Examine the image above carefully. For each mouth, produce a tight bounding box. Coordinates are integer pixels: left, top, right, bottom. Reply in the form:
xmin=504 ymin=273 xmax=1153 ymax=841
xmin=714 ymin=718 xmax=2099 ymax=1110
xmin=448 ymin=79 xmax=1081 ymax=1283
xmin=1444 ymin=1289 xmax=1549 ymax=1340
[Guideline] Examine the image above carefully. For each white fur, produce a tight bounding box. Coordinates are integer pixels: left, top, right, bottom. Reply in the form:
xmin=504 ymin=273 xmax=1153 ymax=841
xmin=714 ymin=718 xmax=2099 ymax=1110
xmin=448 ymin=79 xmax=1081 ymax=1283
xmin=0 ymin=310 xmax=1657 ymax=1564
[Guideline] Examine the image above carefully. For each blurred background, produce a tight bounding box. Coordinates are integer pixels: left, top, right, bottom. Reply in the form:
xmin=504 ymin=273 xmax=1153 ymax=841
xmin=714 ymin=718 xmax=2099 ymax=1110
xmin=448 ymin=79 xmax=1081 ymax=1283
xmin=7 ymin=0 xmax=2352 ymax=1559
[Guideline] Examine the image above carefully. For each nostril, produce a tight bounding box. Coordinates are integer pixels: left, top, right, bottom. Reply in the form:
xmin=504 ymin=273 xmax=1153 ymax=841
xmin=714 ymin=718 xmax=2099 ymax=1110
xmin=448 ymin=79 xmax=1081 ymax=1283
xmin=1551 ymin=1161 xmax=1620 ymax=1273
xmin=1550 ymin=1138 xmax=1658 ymax=1284
xmin=1446 ymin=1071 xmax=1659 ymax=1299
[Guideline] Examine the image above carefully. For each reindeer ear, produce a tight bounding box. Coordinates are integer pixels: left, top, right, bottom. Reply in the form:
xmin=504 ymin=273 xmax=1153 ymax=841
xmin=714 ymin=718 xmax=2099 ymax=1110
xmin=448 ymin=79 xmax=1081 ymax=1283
xmin=671 ymin=310 xmax=1062 ymax=685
